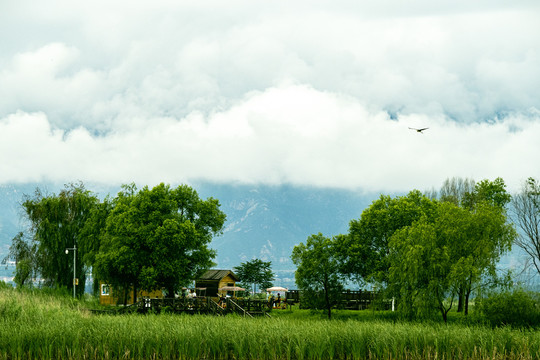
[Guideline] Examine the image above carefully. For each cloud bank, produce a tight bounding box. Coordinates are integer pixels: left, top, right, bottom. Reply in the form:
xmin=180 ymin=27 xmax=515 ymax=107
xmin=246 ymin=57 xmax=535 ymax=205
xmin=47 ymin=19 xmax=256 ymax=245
xmin=1 ymin=1 xmax=539 ymax=192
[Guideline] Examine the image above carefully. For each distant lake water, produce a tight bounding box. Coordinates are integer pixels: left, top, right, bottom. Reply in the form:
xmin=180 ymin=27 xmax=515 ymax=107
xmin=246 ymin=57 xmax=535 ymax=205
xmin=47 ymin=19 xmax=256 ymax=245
xmin=0 ymin=262 xmax=14 ymax=284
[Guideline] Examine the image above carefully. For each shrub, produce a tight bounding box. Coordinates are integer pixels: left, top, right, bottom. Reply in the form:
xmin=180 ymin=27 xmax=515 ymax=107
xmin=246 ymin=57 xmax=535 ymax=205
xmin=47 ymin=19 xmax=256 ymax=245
xmin=477 ymin=288 xmax=540 ymax=328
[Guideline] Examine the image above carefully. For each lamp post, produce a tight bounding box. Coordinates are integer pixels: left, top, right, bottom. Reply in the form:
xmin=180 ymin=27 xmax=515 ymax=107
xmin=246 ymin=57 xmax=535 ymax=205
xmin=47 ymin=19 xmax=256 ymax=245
xmin=65 ymin=245 xmax=77 ymax=298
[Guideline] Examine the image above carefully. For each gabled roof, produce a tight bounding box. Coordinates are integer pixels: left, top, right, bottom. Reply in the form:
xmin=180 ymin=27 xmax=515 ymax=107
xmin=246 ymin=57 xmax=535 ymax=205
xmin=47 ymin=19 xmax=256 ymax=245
xmin=198 ymin=269 xmax=239 ymax=282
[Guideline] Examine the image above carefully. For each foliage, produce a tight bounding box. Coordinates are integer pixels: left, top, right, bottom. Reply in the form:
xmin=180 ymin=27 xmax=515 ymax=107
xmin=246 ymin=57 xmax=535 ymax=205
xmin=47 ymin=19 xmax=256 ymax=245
xmin=79 ymin=196 xmax=113 ymax=294
xmin=233 ymin=259 xmax=274 ymax=295
xmin=389 ymin=194 xmax=516 ymax=322
xmin=389 ymin=211 xmax=456 ymax=322
xmin=477 ymin=288 xmax=540 ymax=328
xmin=9 ymin=183 xmax=99 ymax=296
xmin=291 ymin=233 xmax=344 ymax=319
xmin=94 ymin=183 xmax=226 ymax=301
xmin=336 ymin=190 xmax=437 ymax=286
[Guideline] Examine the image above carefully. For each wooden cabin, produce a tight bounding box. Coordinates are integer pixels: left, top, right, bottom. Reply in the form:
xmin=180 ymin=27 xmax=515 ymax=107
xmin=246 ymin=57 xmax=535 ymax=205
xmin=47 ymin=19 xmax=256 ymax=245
xmin=195 ymin=269 xmax=239 ymax=297
xmin=99 ymin=282 xmax=164 ymax=305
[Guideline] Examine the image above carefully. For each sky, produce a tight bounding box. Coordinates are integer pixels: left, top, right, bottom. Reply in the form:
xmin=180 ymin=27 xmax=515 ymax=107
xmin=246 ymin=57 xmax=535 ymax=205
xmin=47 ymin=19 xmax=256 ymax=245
xmin=1 ymin=0 xmax=539 ymax=194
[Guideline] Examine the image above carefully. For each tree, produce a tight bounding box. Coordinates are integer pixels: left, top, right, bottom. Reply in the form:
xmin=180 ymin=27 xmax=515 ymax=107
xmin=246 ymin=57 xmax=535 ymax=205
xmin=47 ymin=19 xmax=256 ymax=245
xmin=291 ymin=233 xmax=344 ymax=319
xmin=335 ymin=190 xmax=437 ymax=286
xmin=436 ymin=177 xmax=513 ymax=313
xmin=3 ymin=232 xmax=36 ymax=287
xmin=94 ymin=183 xmax=226 ymax=302
xmin=389 ymin=207 xmax=460 ymax=322
xmin=389 ymin=197 xmax=516 ymax=321
xmin=512 ymin=177 xmax=540 ymax=275
xmin=460 ymin=178 xmax=514 ymax=315
xmin=233 ymin=259 xmax=274 ymax=295
xmin=17 ymin=183 xmax=99 ymax=296
xmin=79 ymin=196 xmax=113 ymax=294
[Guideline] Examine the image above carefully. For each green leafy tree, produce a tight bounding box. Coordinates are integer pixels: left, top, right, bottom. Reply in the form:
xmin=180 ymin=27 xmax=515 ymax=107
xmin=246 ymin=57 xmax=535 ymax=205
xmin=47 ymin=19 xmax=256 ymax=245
xmin=233 ymin=259 xmax=275 ymax=295
xmin=79 ymin=196 xmax=113 ymax=294
xmin=16 ymin=183 xmax=99 ymax=296
xmin=292 ymin=233 xmax=344 ymax=319
xmin=389 ymin=197 xmax=516 ymax=321
xmin=434 ymin=177 xmax=514 ymax=313
xmin=94 ymin=183 xmax=226 ymax=302
xmin=389 ymin=209 xmax=459 ymax=322
xmin=459 ymin=177 xmax=513 ymax=314
xmin=336 ymin=190 xmax=437 ymax=286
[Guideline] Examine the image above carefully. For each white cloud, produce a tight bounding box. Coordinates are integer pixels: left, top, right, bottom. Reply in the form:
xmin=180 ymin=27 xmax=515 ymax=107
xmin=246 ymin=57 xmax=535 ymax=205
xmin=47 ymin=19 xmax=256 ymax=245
xmin=1 ymin=85 xmax=539 ymax=192
xmin=1 ymin=1 xmax=539 ymax=191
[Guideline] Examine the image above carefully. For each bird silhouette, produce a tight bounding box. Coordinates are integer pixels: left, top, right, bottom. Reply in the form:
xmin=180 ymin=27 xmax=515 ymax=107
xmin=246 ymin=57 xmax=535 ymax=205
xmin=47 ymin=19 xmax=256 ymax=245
xmin=409 ymin=127 xmax=429 ymax=133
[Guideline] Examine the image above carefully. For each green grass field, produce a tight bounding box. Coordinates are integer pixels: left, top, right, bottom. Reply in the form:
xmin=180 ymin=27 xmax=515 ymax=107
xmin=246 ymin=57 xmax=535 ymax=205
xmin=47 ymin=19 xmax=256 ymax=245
xmin=1 ymin=287 xmax=539 ymax=359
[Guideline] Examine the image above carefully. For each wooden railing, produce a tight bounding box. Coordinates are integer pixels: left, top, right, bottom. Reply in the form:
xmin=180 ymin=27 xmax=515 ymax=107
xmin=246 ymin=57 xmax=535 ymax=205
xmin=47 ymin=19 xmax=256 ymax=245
xmin=208 ymin=298 xmax=224 ymax=316
xmin=226 ymin=298 xmax=253 ymax=318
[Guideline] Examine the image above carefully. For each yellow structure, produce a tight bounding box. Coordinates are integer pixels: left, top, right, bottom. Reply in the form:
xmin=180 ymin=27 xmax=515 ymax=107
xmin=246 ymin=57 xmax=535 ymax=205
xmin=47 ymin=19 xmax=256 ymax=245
xmin=195 ymin=269 xmax=239 ymax=297
xmin=99 ymin=282 xmax=164 ymax=305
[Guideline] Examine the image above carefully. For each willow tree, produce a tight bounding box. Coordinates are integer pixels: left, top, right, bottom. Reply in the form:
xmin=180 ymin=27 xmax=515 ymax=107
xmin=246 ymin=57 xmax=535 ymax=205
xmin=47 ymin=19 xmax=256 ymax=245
xmin=335 ymin=190 xmax=437 ymax=287
xmin=389 ymin=197 xmax=515 ymax=321
xmin=17 ymin=183 xmax=99 ymax=296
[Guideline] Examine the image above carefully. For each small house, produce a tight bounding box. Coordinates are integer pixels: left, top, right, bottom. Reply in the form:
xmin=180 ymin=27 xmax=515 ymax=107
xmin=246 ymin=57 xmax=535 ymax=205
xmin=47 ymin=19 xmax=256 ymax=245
xmin=195 ymin=269 xmax=239 ymax=297
xmin=99 ymin=282 xmax=164 ymax=305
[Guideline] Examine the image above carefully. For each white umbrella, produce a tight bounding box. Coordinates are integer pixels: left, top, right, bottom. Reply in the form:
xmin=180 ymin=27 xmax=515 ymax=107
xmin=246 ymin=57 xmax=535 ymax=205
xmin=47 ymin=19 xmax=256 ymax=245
xmin=266 ymin=286 xmax=288 ymax=292
xmin=219 ymin=286 xmax=246 ymax=292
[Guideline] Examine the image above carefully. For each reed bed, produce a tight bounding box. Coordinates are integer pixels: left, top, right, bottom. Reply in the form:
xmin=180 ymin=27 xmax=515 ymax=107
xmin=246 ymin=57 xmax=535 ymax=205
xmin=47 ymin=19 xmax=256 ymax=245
xmin=1 ymin=288 xmax=539 ymax=359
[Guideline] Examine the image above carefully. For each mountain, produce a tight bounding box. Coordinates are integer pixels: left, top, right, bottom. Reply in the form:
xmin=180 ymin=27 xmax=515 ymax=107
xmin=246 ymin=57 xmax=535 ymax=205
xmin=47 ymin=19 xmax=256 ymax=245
xmin=196 ymin=183 xmax=371 ymax=286
xmin=0 ymin=182 xmax=372 ymax=288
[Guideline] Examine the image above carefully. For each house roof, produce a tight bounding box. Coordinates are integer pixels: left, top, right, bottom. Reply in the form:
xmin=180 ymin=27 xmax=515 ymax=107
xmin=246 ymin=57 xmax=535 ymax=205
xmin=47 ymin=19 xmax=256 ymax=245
xmin=198 ymin=269 xmax=239 ymax=282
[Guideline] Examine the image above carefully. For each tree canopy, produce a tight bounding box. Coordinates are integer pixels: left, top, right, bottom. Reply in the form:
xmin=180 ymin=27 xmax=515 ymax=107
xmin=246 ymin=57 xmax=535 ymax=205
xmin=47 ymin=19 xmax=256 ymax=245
xmin=94 ymin=183 xmax=226 ymax=302
xmin=389 ymin=199 xmax=515 ymax=321
xmin=233 ymin=259 xmax=274 ymax=295
xmin=12 ymin=183 xmax=99 ymax=296
xmin=316 ymin=177 xmax=516 ymax=321
xmin=335 ymin=190 xmax=437 ymax=286
xmin=292 ymin=233 xmax=344 ymax=319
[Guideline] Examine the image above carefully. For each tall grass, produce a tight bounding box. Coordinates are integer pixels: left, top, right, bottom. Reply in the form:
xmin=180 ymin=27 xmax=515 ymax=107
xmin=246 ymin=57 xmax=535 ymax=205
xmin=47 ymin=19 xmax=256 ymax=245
xmin=0 ymin=287 xmax=539 ymax=359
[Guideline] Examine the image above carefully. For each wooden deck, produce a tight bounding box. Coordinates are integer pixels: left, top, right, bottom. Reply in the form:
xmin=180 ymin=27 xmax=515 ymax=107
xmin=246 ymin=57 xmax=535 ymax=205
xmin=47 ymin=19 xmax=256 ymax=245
xmin=113 ymin=297 xmax=272 ymax=317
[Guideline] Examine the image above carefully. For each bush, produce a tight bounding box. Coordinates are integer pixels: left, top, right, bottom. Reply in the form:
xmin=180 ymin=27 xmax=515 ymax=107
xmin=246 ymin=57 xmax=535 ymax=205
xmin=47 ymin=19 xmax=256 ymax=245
xmin=477 ymin=288 xmax=540 ymax=328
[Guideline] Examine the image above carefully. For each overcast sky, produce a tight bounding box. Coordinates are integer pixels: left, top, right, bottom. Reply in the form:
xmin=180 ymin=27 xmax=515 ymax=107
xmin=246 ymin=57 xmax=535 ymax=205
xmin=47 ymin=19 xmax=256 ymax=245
xmin=1 ymin=0 xmax=539 ymax=193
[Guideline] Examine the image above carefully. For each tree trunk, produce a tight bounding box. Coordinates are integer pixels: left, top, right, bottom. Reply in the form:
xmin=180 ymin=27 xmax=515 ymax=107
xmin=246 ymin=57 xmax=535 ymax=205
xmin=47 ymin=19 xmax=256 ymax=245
xmin=325 ymin=289 xmax=332 ymax=320
xmin=439 ymin=301 xmax=449 ymax=323
xmin=457 ymin=286 xmax=464 ymax=312
xmin=464 ymin=278 xmax=472 ymax=315
xmin=464 ymin=289 xmax=471 ymax=315
xmin=133 ymin=284 xmax=138 ymax=304
xmin=324 ymin=279 xmax=332 ymax=320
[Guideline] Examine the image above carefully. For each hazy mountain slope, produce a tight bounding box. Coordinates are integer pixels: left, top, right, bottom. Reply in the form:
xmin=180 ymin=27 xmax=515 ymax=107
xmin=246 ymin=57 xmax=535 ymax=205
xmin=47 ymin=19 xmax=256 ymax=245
xmin=197 ymin=184 xmax=371 ymax=285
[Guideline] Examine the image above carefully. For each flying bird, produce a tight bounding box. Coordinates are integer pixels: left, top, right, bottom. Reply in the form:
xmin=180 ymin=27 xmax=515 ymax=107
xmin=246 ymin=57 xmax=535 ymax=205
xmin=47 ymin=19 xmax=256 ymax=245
xmin=409 ymin=127 xmax=429 ymax=133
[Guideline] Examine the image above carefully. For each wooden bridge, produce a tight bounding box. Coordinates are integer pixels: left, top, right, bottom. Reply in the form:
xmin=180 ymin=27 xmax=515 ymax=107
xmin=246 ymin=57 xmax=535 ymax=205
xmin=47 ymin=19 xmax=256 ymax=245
xmin=114 ymin=296 xmax=272 ymax=317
